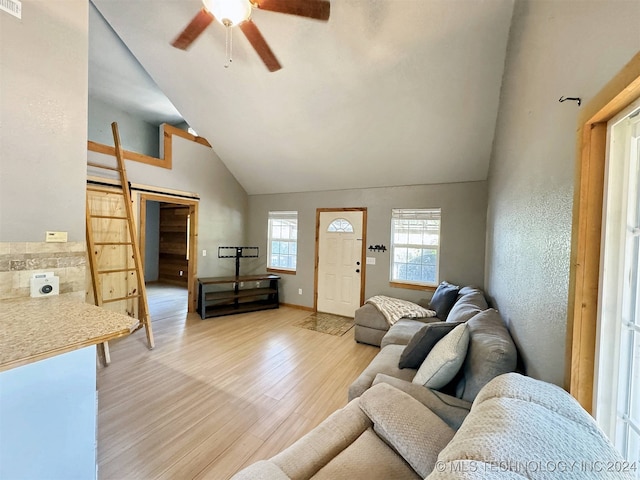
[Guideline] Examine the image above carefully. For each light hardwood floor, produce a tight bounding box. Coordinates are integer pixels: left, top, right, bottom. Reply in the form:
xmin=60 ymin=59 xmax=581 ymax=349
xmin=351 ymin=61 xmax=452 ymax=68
xmin=97 ymin=283 xmax=378 ymax=479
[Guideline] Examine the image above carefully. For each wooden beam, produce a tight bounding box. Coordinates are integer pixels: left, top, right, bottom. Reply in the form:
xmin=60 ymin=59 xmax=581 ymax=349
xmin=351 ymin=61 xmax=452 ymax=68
xmin=162 ymin=123 xmax=212 ymax=148
xmin=87 ymin=124 xmax=212 ymax=170
xmin=88 ymin=141 xmax=167 ymax=169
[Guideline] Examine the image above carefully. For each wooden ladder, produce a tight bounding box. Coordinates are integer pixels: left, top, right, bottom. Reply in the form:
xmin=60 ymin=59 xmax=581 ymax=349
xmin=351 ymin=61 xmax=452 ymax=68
xmin=86 ymin=122 xmax=154 ymax=365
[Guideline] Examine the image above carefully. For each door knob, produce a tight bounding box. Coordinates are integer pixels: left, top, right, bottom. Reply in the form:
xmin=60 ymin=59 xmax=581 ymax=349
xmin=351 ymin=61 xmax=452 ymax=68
xmin=356 ymin=261 xmax=361 ymax=265
xmin=356 ymin=269 xmax=360 ymax=273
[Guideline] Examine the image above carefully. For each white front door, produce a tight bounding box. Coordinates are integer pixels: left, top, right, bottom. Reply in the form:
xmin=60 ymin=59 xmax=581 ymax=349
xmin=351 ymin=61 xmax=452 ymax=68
xmin=316 ymin=210 xmax=364 ymax=317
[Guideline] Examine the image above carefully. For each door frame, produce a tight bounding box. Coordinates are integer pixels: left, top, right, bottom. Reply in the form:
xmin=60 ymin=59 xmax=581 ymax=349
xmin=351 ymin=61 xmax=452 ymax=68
xmin=567 ymin=51 xmax=640 ymax=411
xmin=139 ymin=192 xmax=199 ymax=313
xmin=314 ymin=207 xmax=367 ymax=313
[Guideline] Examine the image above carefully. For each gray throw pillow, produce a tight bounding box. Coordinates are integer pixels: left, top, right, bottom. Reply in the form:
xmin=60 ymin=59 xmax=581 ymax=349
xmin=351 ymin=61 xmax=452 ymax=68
xmin=428 ymin=281 xmax=460 ymax=320
xmin=412 ymin=323 xmax=470 ymax=389
xmin=398 ymin=322 xmax=462 ymax=369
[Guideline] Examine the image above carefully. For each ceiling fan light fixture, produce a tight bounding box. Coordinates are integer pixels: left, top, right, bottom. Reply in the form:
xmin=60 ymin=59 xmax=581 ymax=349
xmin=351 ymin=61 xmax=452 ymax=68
xmin=203 ymin=0 xmax=252 ymax=26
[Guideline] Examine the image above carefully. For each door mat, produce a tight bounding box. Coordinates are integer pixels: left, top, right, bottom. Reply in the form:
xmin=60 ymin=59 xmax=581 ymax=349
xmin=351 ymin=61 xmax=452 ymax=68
xmin=294 ymin=312 xmax=355 ymax=336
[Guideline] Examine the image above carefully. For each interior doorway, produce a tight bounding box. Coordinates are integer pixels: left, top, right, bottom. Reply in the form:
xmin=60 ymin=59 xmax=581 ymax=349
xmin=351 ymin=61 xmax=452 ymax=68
xmin=314 ymin=208 xmax=367 ymax=317
xmin=139 ymin=193 xmax=199 ymax=313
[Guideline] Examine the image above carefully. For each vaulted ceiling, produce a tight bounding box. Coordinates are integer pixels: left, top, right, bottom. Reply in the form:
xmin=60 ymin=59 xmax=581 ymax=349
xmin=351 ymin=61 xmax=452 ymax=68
xmin=90 ymin=0 xmax=515 ymax=195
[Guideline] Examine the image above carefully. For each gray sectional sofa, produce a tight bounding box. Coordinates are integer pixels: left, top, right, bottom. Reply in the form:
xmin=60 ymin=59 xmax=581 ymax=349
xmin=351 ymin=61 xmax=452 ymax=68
xmin=230 ymin=283 xmax=630 ymax=479
xmin=354 ymin=284 xmax=488 ymax=347
xmin=232 ymin=374 xmax=631 ymax=479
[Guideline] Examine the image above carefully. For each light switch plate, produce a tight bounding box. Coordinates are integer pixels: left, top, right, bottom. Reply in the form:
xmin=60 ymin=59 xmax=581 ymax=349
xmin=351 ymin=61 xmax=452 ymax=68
xmin=366 ymin=257 xmax=376 ymax=265
xmin=46 ymin=231 xmax=68 ymax=242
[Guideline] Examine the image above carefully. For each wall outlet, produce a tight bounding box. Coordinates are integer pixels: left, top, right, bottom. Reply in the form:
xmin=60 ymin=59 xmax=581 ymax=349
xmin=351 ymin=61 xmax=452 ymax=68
xmin=202 ymin=249 xmax=207 ymax=256
xmin=298 ymin=288 xmax=303 ymax=295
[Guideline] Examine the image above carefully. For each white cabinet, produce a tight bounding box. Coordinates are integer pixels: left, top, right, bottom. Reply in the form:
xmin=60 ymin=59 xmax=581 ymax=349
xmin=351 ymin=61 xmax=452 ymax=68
xmin=0 ymin=346 xmax=97 ymax=479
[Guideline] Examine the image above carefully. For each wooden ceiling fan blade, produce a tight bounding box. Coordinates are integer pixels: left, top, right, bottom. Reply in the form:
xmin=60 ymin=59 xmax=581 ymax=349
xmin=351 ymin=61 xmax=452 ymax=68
xmin=239 ymin=20 xmax=282 ymax=72
xmin=255 ymin=0 xmax=330 ymax=21
xmin=171 ymin=8 xmax=215 ymax=50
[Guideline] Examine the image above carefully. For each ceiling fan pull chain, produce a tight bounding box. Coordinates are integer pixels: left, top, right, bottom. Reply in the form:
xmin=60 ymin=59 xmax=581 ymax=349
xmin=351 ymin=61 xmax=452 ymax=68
xmin=224 ymin=20 xmax=233 ymax=68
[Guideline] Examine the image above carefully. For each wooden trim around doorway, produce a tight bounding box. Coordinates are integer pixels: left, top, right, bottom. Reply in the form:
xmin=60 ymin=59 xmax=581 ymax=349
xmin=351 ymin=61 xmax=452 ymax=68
xmin=313 ymin=208 xmax=368 ymax=313
xmin=567 ymin=51 xmax=640 ymax=412
xmin=139 ymin=192 xmax=199 ymax=313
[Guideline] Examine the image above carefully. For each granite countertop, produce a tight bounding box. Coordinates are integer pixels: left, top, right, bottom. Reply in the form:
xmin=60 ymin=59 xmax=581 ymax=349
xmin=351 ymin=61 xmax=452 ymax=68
xmin=0 ymin=295 xmax=139 ymax=372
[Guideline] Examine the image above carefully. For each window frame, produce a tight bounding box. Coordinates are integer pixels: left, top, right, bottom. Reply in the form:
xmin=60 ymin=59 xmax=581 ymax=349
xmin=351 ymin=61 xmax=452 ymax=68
xmin=595 ymin=100 xmax=640 ymax=461
xmin=266 ymin=211 xmax=298 ymax=275
xmin=389 ymin=208 xmax=441 ymax=289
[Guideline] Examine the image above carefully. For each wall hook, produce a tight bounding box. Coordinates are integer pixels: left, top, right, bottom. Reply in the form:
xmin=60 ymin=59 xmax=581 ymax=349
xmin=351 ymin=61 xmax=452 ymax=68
xmin=559 ymin=96 xmax=581 ymax=106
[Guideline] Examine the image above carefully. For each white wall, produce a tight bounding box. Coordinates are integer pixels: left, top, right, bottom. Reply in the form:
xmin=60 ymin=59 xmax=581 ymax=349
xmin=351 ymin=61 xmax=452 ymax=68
xmin=0 ymin=1 xmax=88 ymax=242
xmin=248 ymin=182 xmax=487 ymax=307
xmin=485 ymin=0 xmax=640 ymax=386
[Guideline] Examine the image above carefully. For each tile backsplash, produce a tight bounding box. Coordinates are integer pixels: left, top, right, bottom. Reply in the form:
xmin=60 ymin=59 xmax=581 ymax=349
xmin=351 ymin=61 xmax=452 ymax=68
xmin=0 ymin=242 xmax=86 ymax=300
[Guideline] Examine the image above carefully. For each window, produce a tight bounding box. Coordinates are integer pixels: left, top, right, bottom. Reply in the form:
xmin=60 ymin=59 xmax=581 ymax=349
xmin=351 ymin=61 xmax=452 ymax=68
xmin=267 ymin=211 xmax=298 ymax=272
xmin=596 ymin=100 xmax=640 ymax=463
xmin=390 ymin=208 xmax=440 ymax=286
xmin=327 ymin=218 xmax=354 ymax=232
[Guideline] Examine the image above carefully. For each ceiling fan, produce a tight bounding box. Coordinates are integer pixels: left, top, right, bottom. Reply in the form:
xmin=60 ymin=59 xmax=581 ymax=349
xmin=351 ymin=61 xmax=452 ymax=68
xmin=171 ymin=0 xmax=331 ymax=72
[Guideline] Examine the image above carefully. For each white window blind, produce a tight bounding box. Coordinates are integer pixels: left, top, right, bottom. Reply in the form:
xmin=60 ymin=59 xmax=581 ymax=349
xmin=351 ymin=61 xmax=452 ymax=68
xmin=390 ymin=208 xmax=441 ymax=286
xmin=267 ymin=211 xmax=298 ymax=271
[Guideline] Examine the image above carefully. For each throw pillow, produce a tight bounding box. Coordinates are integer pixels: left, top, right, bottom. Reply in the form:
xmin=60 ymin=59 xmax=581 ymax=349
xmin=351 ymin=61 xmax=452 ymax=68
xmin=412 ymin=323 xmax=470 ymax=389
xmin=359 ymin=383 xmax=455 ymax=478
xmin=398 ymin=322 xmax=462 ymax=369
xmin=428 ymin=281 xmax=460 ymax=320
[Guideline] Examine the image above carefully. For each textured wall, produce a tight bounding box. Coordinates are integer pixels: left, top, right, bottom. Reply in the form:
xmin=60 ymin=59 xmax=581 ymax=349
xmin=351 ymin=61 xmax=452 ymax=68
xmin=248 ymin=182 xmax=487 ymax=307
xmin=485 ymin=0 xmax=640 ymax=386
xmin=0 ymin=1 xmax=88 ymax=242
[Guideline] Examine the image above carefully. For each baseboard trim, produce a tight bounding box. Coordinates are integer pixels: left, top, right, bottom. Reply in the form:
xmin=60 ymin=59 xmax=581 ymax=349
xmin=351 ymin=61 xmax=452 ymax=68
xmin=280 ymin=303 xmax=314 ymax=312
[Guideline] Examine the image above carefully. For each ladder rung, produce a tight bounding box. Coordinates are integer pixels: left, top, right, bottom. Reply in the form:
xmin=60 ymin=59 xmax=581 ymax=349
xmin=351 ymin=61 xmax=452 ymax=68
xmin=98 ymin=268 xmax=137 ymax=274
xmin=87 ymin=162 xmax=120 ymax=172
xmin=94 ymin=242 xmax=133 ymax=246
xmin=102 ymin=294 xmax=141 ymax=304
xmin=90 ymin=215 xmax=128 ymax=220
xmin=131 ymin=322 xmax=143 ymax=332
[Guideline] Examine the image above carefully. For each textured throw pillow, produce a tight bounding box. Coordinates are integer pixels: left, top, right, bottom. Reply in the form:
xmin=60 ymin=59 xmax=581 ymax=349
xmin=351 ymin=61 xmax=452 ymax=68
xmin=412 ymin=323 xmax=470 ymax=389
xmin=359 ymin=383 xmax=455 ymax=478
xmin=428 ymin=281 xmax=460 ymax=320
xmin=398 ymin=322 xmax=462 ymax=369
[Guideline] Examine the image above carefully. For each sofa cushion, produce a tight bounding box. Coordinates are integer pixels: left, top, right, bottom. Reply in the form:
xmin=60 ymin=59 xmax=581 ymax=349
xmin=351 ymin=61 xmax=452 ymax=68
xmin=380 ymin=318 xmax=438 ymax=348
xmin=354 ymin=303 xmax=392 ymax=331
xmin=372 ymin=374 xmax=472 ymax=430
xmin=313 ymin=428 xmax=420 ymax=480
xmin=428 ymin=374 xmax=634 ymax=480
xmin=359 ymin=383 xmax=455 ymax=478
xmin=413 ymin=324 xmax=469 ymax=389
xmin=452 ymin=309 xmax=518 ymax=402
xmin=270 ymin=399 xmax=371 ymax=479
xmin=348 ymin=345 xmax=415 ymax=401
xmin=399 ymin=322 xmax=462 ymax=369
xmin=446 ymin=286 xmax=488 ymax=324
xmin=428 ymin=281 xmax=460 ymax=320
xmin=230 ymin=460 xmax=291 ymax=480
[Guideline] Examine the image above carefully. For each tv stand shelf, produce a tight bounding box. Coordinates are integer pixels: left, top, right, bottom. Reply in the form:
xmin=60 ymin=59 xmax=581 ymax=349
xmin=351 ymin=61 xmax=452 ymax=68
xmin=197 ymin=274 xmax=280 ymax=319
